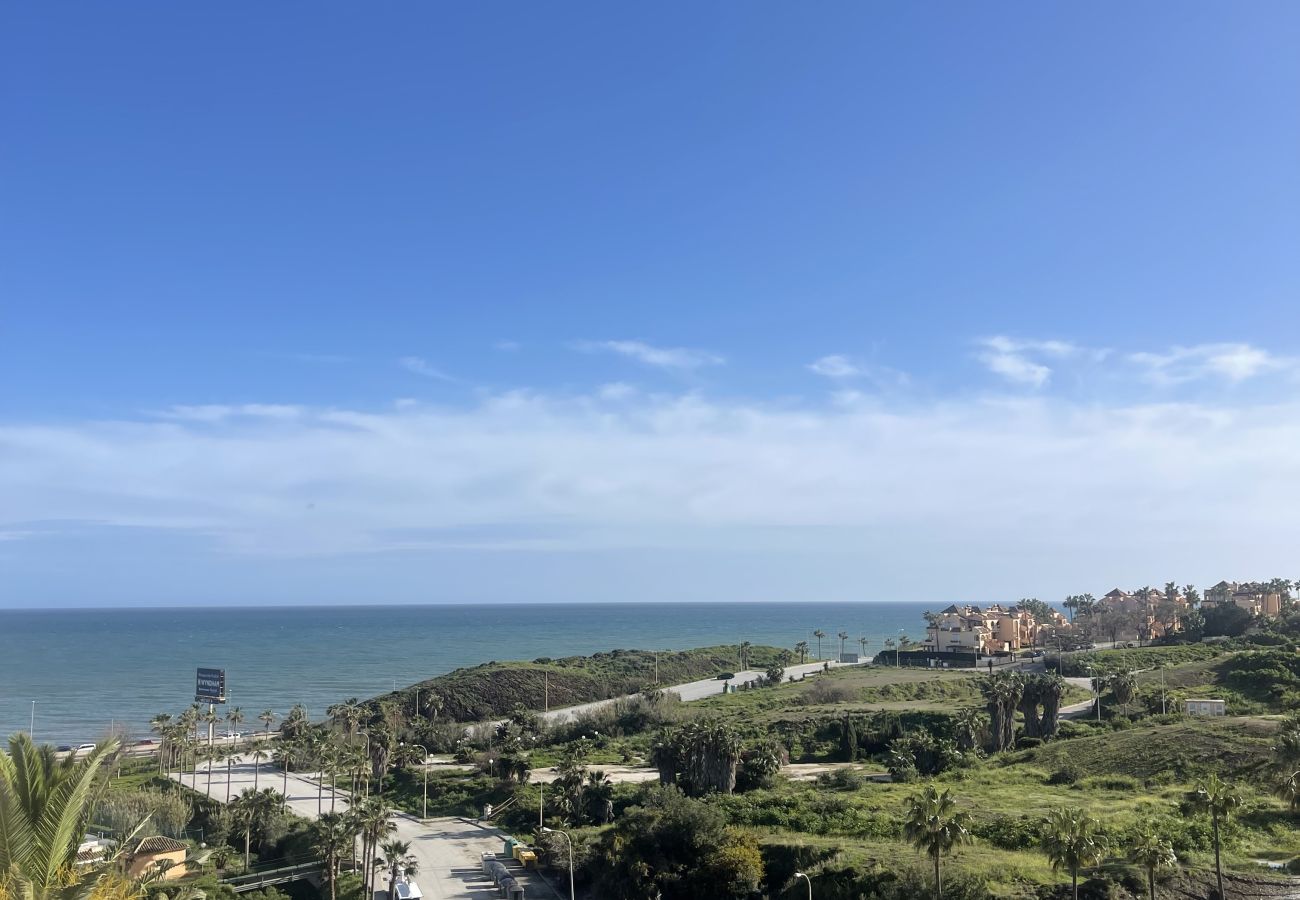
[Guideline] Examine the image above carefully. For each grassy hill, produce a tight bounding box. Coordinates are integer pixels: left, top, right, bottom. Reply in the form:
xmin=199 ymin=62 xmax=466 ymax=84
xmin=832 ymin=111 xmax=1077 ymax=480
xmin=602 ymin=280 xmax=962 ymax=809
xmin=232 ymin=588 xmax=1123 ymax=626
xmin=381 ymin=644 xmax=788 ymax=722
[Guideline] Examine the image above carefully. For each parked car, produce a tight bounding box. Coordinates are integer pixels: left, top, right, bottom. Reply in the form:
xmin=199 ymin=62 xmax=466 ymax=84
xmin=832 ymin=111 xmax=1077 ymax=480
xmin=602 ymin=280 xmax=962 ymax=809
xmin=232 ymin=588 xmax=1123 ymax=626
xmin=75 ymin=744 xmax=96 ymax=755
xmin=137 ymin=738 xmax=155 ymax=745
xmin=57 ymin=744 xmax=72 ymax=752
xmin=715 ymin=672 xmax=735 ymax=680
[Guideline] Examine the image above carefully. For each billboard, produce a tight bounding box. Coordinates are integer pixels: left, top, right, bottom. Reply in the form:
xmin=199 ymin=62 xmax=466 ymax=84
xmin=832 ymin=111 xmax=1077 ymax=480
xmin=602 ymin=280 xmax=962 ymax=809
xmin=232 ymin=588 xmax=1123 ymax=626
xmin=196 ymin=667 xmax=227 ymax=703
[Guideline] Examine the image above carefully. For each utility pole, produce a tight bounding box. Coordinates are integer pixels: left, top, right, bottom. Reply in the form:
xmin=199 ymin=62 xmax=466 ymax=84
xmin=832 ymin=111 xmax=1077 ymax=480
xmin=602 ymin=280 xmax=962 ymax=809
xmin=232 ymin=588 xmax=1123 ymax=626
xmin=544 ymin=673 xmax=549 ymax=714
xmin=29 ymin=701 xmax=35 ymax=740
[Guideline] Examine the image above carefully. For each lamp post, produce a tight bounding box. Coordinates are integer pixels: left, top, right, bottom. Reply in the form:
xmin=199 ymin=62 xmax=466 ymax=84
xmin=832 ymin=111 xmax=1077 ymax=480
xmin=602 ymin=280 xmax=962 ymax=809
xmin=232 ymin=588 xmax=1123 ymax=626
xmin=411 ymin=744 xmax=429 ymax=820
xmin=1087 ymin=665 xmax=1101 ymax=722
xmin=795 ymin=871 xmax=812 ymax=900
xmin=30 ymin=701 xmax=35 ymax=741
xmin=541 ymin=827 xmax=574 ymax=900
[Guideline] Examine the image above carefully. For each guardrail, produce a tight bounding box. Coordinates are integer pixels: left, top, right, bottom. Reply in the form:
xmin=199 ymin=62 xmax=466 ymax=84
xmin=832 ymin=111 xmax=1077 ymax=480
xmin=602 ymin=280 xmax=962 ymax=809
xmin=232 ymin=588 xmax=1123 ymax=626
xmin=222 ymin=859 xmax=354 ymax=893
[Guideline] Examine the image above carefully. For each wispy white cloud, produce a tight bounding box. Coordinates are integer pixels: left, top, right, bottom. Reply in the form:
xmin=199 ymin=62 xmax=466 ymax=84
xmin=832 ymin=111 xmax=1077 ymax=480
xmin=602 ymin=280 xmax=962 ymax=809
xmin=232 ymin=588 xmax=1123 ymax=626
xmin=808 ymin=354 xmax=910 ymax=389
xmin=157 ymin=404 xmax=305 ymax=423
xmin=493 ymin=340 xmax=521 ymax=352
xmin=975 ymin=336 xmax=1095 ymax=388
xmin=808 ymin=355 xmax=865 ymax=379
xmin=399 ymin=356 xmax=458 ymax=381
xmin=1129 ymin=343 xmax=1293 ymax=386
xmin=573 ymin=340 xmax=724 ymax=370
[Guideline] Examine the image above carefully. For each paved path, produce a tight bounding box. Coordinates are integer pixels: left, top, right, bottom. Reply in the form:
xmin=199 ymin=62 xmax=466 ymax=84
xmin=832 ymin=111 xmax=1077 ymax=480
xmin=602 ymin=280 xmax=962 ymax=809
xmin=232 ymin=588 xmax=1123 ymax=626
xmin=174 ymin=761 xmax=554 ymax=900
xmin=528 ymin=658 xmax=853 ymax=726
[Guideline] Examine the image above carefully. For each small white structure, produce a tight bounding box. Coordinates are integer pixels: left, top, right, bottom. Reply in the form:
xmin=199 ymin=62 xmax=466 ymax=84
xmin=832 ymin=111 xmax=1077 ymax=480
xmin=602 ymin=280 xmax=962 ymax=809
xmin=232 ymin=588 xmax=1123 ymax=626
xmin=393 ymin=876 xmax=422 ymax=900
xmin=1185 ymin=698 xmax=1226 ymax=717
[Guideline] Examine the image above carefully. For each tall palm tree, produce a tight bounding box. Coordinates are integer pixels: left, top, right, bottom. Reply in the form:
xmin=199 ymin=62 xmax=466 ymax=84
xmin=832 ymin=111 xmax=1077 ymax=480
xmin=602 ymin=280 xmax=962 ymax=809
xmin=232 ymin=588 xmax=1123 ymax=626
xmin=250 ymin=741 xmax=271 ymax=791
xmin=203 ymin=708 xmax=220 ymax=754
xmin=312 ymin=811 xmax=359 ymax=900
xmin=259 ymin=708 xmax=277 ymax=737
xmin=1191 ymin=774 xmax=1241 ymax=900
xmin=227 ymin=706 xmax=245 ymax=743
xmin=150 ymin=713 xmax=174 ymax=775
xmin=224 ymin=747 xmax=238 ymax=803
xmin=0 ymin=734 xmax=121 ymax=900
xmin=952 ymin=707 xmax=988 ymax=752
xmin=837 ymin=631 xmax=849 ymax=659
xmin=1129 ymin=828 xmax=1176 ymax=900
xmin=857 ymin=636 xmax=869 ymax=659
xmin=794 ymin=641 xmax=809 ymax=665
xmin=378 ymin=839 xmax=418 ymax=900
xmin=1041 ymin=807 xmax=1106 ymax=900
xmin=356 ymin=798 xmax=395 ymax=898
xmin=902 ymin=785 xmax=972 ymax=900
xmin=813 ymin=630 xmax=826 ymax=660
xmin=884 ymin=637 xmax=896 ymax=666
xmin=273 ymin=740 xmax=296 ymax=797
xmin=738 ymin=641 xmax=752 ymax=669
xmin=1273 ymin=725 xmax=1300 ymax=771
xmin=281 ymin=704 xmax=310 ymax=740
xmin=328 ymin=699 xmax=362 ymax=745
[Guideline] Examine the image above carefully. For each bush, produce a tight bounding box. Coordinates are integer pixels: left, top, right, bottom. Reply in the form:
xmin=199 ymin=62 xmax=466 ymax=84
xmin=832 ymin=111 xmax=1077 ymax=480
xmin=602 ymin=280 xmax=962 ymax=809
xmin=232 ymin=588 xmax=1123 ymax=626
xmin=1047 ymin=764 xmax=1082 ymax=785
xmin=815 ymin=769 xmax=865 ymax=791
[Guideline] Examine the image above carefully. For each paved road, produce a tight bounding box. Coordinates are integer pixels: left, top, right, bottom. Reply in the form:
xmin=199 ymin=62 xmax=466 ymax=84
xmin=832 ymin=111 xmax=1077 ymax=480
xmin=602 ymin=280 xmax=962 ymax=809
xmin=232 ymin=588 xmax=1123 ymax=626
xmin=174 ymin=761 xmax=554 ymax=900
xmin=531 ymin=658 xmax=853 ymax=725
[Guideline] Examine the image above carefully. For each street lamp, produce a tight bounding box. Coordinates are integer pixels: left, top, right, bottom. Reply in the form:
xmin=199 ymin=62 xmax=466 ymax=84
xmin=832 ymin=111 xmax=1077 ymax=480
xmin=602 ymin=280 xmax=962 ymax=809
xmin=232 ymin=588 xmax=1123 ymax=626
xmin=1086 ymin=665 xmax=1101 ymax=722
xmin=541 ymin=827 xmax=574 ymax=900
xmin=411 ymin=744 xmax=429 ymax=820
xmin=795 ymin=871 xmax=812 ymax=899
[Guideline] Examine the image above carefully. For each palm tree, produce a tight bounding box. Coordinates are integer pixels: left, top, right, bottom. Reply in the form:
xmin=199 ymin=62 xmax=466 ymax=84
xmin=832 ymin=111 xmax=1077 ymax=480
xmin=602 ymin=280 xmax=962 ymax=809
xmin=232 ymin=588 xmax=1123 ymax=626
xmin=1191 ymin=774 xmax=1241 ymax=900
xmin=282 ymin=704 xmax=310 ymax=740
xmin=273 ymin=741 xmax=295 ymax=797
xmin=794 ymin=641 xmax=809 ymax=664
xmin=1041 ymin=808 xmax=1106 ymax=900
xmin=1129 ymin=828 xmax=1176 ymax=900
xmin=952 ymin=707 xmax=988 ymax=752
xmin=0 ymin=734 xmax=121 ymax=900
xmin=1275 ymin=770 xmax=1300 ymax=812
xmin=1108 ymin=669 xmax=1137 ymax=716
xmin=224 ymin=747 xmax=237 ymax=803
xmin=328 ymin=699 xmax=363 ymax=745
xmin=836 ymin=631 xmax=849 ymax=659
xmin=884 ymin=637 xmax=896 ymax=666
xmin=1273 ymin=725 xmax=1300 ymax=771
xmin=902 ymin=785 xmax=972 ymax=900
xmin=250 ymin=741 xmax=270 ymax=790
xmin=356 ymin=798 xmax=395 ymax=898
xmin=259 ymin=708 xmax=277 ymax=737
xmin=379 ymin=839 xmax=418 ymax=900
xmin=813 ymin=630 xmax=826 ymax=660
xmin=857 ymin=636 xmax=869 ymax=659
xmin=312 ymin=811 xmax=359 ymax=900
xmin=150 ymin=713 xmax=174 ymax=775
xmin=203 ymin=707 xmax=220 ymax=753
xmin=227 ymin=706 xmax=245 ymax=743
xmin=738 ymin=641 xmax=752 ymax=669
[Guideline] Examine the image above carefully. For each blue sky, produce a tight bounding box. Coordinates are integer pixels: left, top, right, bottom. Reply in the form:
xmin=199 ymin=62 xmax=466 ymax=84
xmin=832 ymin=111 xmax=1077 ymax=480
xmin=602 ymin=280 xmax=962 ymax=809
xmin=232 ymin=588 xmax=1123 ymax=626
xmin=3 ymin=4 xmax=1299 ymax=607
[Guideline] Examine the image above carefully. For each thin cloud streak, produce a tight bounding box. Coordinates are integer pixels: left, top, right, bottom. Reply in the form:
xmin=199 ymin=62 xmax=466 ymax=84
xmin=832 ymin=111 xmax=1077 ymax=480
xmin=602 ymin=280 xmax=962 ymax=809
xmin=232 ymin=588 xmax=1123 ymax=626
xmin=573 ymin=339 xmax=724 ymax=370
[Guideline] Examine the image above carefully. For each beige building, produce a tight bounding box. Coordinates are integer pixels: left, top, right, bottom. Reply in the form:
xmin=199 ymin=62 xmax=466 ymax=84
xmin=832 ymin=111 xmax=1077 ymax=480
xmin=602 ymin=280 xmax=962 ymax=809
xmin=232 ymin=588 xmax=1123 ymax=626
xmin=923 ymin=603 xmax=1065 ymax=655
xmin=125 ymin=836 xmax=188 ymax=881
xmin=1204 ymin=581 xmax=1282 ymax=618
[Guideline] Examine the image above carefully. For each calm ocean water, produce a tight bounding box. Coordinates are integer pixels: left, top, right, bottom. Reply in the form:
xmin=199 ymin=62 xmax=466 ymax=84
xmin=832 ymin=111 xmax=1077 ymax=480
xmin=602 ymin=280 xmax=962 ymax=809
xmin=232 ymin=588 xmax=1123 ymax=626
xmin=0 ymin=602 xmax=931 ymax=743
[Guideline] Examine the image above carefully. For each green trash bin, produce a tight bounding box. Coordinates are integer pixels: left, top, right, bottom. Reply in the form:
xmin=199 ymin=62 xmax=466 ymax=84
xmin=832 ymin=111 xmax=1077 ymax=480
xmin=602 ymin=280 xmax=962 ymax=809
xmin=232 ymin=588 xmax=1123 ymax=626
xmin=503 ymin=838 xmax=516 ymax=856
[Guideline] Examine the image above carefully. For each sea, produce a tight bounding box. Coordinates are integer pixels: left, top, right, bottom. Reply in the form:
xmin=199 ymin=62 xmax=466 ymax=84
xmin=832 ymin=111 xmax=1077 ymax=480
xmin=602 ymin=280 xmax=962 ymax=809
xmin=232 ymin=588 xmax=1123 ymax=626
xmin=0 ymin=602 xmax=932 ymax=744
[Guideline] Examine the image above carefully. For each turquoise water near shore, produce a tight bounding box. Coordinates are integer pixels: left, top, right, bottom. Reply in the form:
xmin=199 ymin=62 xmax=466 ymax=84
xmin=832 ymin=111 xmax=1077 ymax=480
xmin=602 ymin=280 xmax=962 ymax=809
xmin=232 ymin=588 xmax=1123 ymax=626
xmin=0 ymin=602 xmax=930 ymax=743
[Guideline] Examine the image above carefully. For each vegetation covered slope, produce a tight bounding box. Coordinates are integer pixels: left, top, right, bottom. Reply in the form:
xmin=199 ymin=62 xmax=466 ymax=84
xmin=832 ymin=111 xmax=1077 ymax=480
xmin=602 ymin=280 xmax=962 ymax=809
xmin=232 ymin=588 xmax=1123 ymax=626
xmin=383 ymin=645 xmax=788 ymax=722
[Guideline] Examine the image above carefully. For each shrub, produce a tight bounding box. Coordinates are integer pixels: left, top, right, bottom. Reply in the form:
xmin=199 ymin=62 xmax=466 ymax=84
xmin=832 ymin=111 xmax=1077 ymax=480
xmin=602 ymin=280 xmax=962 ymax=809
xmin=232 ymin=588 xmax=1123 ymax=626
xmin=1047 ymin=764 xmax=1082 ymax=785
xmin=815 ymin=769 xmax=865 ymax=791
xmin=1079 ymin=774 xmax=1140 ymax=791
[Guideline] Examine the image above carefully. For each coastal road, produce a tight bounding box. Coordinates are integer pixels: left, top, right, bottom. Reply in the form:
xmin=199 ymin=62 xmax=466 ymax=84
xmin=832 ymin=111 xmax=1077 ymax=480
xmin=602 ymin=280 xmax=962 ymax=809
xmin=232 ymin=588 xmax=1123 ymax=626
xmin=174 ymin=760 xmax=553 ymax=900
xmin=532 ymin=658 xmax=853 ymax=725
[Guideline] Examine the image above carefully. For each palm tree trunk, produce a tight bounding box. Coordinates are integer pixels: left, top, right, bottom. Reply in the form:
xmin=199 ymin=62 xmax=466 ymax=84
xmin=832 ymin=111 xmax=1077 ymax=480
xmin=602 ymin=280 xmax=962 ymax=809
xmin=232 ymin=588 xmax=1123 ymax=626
xmin=1148 ymin=867 xmax=1155 ymax=900
xmin=331 ymin=770 xmax=337 ymax=812
xmin=1072 ymin=869 xmax=1078 ymax=900
xmin=283 ymin=761 xmax=289 ymax=796
xmin=934 ymin=853 xmax=942 ymax=900
xmin=244 ymin=829 xmax=251 ymax=869
xmin=1213 ymin=815 xmax=1223 ymax=900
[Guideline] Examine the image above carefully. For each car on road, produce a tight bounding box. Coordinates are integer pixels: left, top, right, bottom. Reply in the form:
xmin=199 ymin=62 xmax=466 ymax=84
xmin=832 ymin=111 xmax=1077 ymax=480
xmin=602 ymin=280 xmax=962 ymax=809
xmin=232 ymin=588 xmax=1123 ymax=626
xmin=715 ymin=672 xmax=735 ymax=680
xmin=225 ymin=731 xmax=244 ymax=741
xmin=137 ymin=738 xmax=155 ymax=745
xmin=57 ymin=745 xmax=72 ymax=752
xmin=75 ymin=744 xmax=96 ymax=755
